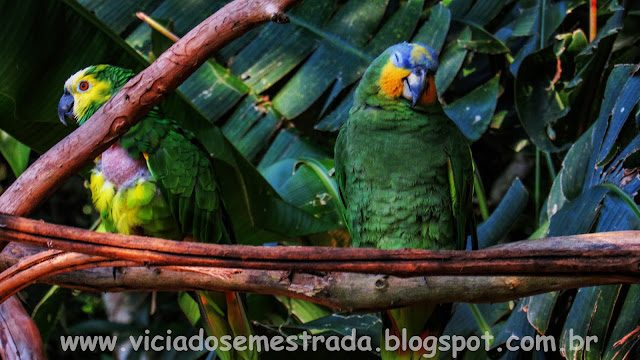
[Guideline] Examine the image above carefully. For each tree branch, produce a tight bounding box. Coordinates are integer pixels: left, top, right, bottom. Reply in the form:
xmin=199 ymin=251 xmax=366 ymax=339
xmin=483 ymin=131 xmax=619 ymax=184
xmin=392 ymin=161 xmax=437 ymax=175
xmin=0 ymin=214 xmax=639 ymax=278
xmin=0 ymin=243 xmax=631 ymax=311
xmin=0 ymin=213 xmax=638 ymax=310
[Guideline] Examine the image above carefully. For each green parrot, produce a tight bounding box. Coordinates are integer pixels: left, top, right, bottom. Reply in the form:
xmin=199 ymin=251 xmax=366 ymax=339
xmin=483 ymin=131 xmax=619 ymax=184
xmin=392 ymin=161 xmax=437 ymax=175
xmin=58 ymin=65 xmax=255 ymax=360
xmin=334 ymin=42 xmax=477 ymax=359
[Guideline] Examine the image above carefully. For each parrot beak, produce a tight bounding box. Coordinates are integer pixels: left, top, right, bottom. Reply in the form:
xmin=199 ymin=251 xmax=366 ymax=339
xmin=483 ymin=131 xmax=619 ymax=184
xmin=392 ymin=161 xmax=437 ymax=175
xmin=403 ymin=66 xmax=428 ymax=107
xmin=58 ymin=91 xmax=74 ymax=126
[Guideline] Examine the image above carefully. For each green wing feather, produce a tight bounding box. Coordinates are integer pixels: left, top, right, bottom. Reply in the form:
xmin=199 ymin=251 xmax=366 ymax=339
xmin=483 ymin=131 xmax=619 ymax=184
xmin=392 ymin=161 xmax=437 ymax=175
xmin=445 ymin=136 xmax=477 ymax=251
xmin=333 ymin=125 xmax=355 ymax=241
xmin=120 ymin=116 xmax=231 ymax=245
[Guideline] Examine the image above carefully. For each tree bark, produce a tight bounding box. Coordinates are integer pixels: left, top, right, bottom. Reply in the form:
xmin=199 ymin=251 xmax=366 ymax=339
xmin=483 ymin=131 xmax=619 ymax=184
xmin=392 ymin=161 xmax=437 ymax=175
xmin=0 ymin=215 xmax=638 ymax=309
xmin=0 ymin=242 xmax=630 ymax=312
xmin=1 ymin=214 xmax=639 ymax=279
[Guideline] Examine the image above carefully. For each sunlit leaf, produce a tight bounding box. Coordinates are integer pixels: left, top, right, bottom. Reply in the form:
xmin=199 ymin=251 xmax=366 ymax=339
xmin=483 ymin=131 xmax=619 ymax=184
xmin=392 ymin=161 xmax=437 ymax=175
xmin=283 ymin=313 xmax=381 ymax=339
xmin=178 ymin=292 xmax=200 ymax=326
xmin=230 ymin=0 xmax=337 ymax=94
xmin=258 ymin=129 xmax=327 ymax=170
xmin=561 ymin=126 xmax=594 ymax=201
xmin=261 ymin=158 xmax=342 ymax=225
xmin=548 ymin=186 xmax=608 ymax=236
xmin=0 ymin=130 xmax=30 ymax=177
xmin=595 ymin=70 xmax=640 ymax=165
xmin=275 ymin=297 xmax=333 ymax=324
xmin=221 ymin=95 xmax=281 ymax=161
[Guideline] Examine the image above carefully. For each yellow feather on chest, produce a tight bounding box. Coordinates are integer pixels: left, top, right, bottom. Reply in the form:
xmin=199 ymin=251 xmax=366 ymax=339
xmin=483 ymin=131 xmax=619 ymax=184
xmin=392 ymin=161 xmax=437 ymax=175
xmin=89 ymin=171 xmax=115 ymax=220
xmin=89 ymin=170 xmax=157 ymax=235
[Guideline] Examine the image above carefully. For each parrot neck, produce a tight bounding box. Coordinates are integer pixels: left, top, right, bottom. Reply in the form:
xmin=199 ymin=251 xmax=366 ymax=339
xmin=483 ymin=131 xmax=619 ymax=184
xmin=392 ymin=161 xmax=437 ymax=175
xmin=98 ymin=142 xmax=150 ymax=187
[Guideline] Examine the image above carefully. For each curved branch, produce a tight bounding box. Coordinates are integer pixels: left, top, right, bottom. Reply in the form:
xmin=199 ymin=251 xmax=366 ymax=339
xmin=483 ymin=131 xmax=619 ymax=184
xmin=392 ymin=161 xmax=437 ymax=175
xmin=0 ymin=248 xmax=136 ymax=303
xmin=0 ymin=214 xmax=639 ymax=278
xmin=0 ymin=296 xmax=46 ymax=360
xmin=0 ymin=214 xmax=638 ymax=309
xmin=0 ymin=243 xmax=630 ymax=311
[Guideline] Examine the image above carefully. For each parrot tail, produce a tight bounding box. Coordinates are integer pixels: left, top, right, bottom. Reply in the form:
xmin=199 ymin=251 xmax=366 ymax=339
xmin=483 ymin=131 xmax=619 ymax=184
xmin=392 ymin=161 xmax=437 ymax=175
xmin=198 ymin=291 xmax=257 ymax=360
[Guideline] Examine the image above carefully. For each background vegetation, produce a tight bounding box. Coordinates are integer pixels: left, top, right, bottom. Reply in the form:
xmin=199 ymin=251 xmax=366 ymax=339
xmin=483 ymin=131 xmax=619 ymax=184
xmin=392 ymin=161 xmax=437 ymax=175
xmin=1 ymin=0 xmax=640 ymax=358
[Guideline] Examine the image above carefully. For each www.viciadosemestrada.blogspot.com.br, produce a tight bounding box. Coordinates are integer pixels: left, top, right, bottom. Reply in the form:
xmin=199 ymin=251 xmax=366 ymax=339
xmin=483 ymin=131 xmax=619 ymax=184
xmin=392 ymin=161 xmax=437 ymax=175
xmin=60 ymin=328 xmax=598 ymax=358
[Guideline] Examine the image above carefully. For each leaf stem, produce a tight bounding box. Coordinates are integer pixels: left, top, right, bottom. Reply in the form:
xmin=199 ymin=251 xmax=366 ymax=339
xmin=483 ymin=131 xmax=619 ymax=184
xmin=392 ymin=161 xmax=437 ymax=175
xmin=539 ymin=0 xmax=546 ymax=48
xmin=136 ymin=12 xmax=180 ymax=42
xmin=468 ymin=304 xmax=493 ymax=343
xmin=535 ymin=148 xmax=541 ymax=226
xmin=600 ymin=183 xmax=640 ymax=223
xmin=589 ymin=0 xmax=597 ymax=42
xmin=474 ymin=171 xmax=489 ymax=221
xmin=544 ymin=152 xmax=556 ymax=181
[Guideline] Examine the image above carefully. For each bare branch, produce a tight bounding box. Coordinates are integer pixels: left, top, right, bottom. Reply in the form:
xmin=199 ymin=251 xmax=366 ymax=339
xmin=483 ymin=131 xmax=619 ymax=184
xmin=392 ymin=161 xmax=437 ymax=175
xmin=0 ymin=214 xmax=638 ymax=309
xmin=0 ymin=243 xmax=630 ymax=311
xmin=0 ymin=214 xmax=639 ymax=279
xmin=0 ymin=297 xmax=46 ymax=360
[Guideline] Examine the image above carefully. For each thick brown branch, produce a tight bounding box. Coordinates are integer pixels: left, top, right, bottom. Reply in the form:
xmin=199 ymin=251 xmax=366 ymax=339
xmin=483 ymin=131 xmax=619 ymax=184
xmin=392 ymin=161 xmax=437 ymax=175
xmin=0 ymin=243 xmax=630 ymax=311
xmin=1 ymin=214 xmax=639 ymax=279
xmin=0 ymin=214 xmax=637 ymax=308
xmin=0 ymin=296 xmax=46 ymax=360
xmin=0 ymin=248 xmax=136 ymax=303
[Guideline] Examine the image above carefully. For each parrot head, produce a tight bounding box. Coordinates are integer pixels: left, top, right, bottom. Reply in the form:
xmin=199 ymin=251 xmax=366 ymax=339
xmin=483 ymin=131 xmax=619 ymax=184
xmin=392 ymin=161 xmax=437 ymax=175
xmin=58 ymin=65 xmax=136 ymax=125
xmin=355 ymin=42 xmax=439 ymax=109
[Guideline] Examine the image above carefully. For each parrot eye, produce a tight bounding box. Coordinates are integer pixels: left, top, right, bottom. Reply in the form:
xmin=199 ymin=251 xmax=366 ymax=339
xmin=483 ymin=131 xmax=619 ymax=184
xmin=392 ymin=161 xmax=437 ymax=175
xmin=391 ymin=51 xmax=403 ymax=67
xmin=77 ymin=80 xmax=90 ymax=92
